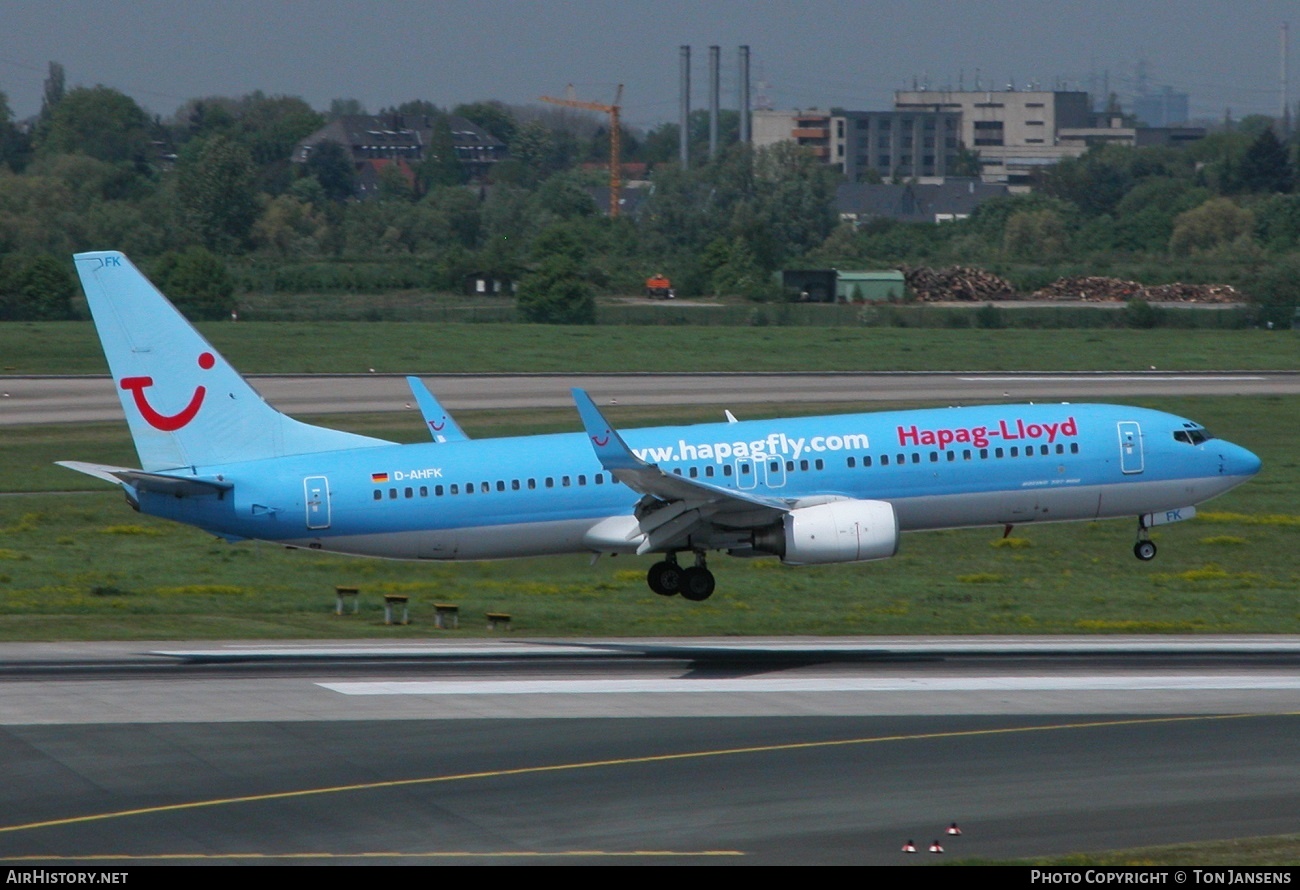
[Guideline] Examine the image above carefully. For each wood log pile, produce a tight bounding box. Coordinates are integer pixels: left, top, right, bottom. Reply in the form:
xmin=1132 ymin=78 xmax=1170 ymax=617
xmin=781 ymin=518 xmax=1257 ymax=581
xmin=903 ymin=267 xmax=1017 ymax=302
xmin=1029 ymin=276 xmax=1242 ymax=303
xmin=903 ymin=267 xmax=1242 ymax=304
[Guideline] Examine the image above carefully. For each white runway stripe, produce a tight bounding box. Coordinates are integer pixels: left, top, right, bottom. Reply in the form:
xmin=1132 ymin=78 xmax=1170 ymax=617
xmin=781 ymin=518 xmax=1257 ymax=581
xmin=319 ymin=675 xmax=1300 ymax=696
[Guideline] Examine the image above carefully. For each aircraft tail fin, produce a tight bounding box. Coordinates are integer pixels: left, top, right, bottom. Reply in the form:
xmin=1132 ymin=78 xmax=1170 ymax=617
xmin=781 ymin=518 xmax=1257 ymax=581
xmin=72 ymin=251 xmax=391 ymax=471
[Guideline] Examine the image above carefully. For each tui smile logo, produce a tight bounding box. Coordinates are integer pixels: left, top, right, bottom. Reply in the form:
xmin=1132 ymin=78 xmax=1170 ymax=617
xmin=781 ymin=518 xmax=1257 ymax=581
xmin=592 ymin=431 xmax=611 ymax=447
xmin=119 ymin=352 xmax=214 ymax=431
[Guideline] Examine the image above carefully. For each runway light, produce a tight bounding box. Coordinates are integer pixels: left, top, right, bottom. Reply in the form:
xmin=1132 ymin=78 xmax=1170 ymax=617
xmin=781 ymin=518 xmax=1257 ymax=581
xmin=901 ymin=839 xmax=918 ymax=853
xmin=946 ymin=822 xmax=962 ymax=836
xmin=929 ymin=840 xmax=944 ymax=853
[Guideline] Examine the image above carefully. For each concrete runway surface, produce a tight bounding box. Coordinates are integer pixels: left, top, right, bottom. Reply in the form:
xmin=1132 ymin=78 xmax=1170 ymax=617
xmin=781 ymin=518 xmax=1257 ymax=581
xmin=2 ymin=371 xmax=1296 ymax=426
xmin=1 ymin=636 xmax=1298 ymax=865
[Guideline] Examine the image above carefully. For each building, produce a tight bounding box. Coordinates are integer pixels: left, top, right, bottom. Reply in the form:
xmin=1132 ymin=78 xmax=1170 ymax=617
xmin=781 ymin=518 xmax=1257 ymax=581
xmin=293 ymin=114 xmax=506 ymax=192
xmin=753 ymin=108 xmax=963 ymax=181
xmin=894 ymin=89 xmax=1204 ymax=187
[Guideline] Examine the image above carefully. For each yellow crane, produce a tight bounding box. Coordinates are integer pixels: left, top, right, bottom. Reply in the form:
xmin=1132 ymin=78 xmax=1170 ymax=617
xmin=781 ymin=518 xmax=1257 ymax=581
xmin=539 ymin=84 xmax=623 ymax=217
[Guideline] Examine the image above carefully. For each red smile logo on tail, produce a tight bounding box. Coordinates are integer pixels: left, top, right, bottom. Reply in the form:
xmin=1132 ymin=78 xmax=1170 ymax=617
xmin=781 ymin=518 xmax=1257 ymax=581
xmin=119 ymin=352 xmax=214 ymax=431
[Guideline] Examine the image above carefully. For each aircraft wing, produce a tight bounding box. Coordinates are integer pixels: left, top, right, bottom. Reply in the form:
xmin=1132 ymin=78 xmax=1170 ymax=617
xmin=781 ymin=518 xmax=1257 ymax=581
xmin=572 ymin=389 xmax=790 ymax=554
xmin=406 ymin=377 xmax=469 ymax=443
xmin=56 ymin=461 xmax=232 ymax=496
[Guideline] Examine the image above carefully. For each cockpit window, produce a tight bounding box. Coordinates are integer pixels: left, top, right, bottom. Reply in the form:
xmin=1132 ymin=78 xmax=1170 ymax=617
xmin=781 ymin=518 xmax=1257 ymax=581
xmin=1174 ymin=426 xmax=1213 ymax=445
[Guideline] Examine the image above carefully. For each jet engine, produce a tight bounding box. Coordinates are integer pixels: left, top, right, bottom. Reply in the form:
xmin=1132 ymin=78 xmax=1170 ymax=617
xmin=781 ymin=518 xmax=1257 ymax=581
xmin=752 ymin=499 xmax=899 ymax=565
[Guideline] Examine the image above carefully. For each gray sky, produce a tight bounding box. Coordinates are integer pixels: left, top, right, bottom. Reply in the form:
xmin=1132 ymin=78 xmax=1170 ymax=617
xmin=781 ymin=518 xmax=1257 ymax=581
xmin=1 ymin=1 xmax=1294 ymax=130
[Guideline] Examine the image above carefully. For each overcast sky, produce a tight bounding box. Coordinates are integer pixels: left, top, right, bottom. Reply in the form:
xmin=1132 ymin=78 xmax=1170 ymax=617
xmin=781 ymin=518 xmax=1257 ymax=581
xmin=1 ymin=1 xmax=1294 ymax=130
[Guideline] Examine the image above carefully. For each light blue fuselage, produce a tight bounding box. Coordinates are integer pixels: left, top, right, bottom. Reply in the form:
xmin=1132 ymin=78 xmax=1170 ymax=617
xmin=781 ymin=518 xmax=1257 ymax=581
xmin=136 ymin=402 xmax=1259 ymax=561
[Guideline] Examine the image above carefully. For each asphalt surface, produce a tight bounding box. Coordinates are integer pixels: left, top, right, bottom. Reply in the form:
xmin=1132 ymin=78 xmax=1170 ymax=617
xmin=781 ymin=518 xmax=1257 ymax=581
xmin=3 ymin=371 xmax=1296 ymax=426
xmin=1 ymin=636 xmax=1299 ymax=865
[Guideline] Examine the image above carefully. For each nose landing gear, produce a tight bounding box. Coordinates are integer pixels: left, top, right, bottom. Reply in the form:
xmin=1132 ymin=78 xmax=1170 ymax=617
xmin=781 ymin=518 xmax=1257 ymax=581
xmin=1134 ymin=520 xmax=1157 ymax=561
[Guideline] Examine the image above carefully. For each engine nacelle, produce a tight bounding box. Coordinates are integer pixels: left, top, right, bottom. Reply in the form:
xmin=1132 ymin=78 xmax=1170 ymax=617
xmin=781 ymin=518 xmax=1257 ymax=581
xmin=752 ymin=499 xmax=899 ymax=565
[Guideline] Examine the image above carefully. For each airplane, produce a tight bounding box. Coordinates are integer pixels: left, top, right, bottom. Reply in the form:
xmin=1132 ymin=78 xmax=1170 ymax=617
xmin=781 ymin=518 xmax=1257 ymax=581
xmin=59 ymin=250 xmax=1262 ymax=602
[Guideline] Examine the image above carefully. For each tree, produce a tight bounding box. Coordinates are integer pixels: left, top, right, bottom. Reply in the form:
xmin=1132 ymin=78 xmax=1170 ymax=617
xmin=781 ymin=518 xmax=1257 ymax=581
xmin=1003 ymin=208 xmax=1068 ymax=260
xmin=0 ymin=91 xmax=30 ymax=172
xmin=516 ymin=254 xmax=595 ymax=323
xmin=453 ymin=101 xmax=517 ymax=145
xmin=36 ymin=86 xmax=153 ymax=167
xmin=149 ymin=247 xmax=235 ymax=320
xmin=1238 ymin=127 xmax=1294 ymax=194
xmin=176 ymin=135 xmax=259 ymax=251
xmin=0 ymin=253 xmax=76 ymax=320
xmin=303 ymin=140 xmax=356 ymax=201
xmin=1169 ymin=197 xmax=1255 ymax=255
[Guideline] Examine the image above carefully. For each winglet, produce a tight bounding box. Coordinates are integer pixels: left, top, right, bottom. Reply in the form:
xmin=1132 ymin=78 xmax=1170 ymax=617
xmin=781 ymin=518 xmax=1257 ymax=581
xmin=406 ymin=377 xmax=469 ymax=443
xmin=571 ymin=388 xmax=649 ymax=472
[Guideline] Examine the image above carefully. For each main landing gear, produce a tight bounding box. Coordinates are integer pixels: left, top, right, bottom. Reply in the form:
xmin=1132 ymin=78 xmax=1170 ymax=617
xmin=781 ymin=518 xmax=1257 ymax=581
xmin=1133 ymin=520 xmax=1157 ymax=561
xmin=647 ymin=552 xmax=716 ymax=601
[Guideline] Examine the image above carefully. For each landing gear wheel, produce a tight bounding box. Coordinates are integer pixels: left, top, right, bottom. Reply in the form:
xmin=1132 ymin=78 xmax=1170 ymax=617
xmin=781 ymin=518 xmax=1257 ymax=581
xmin=647 ymin=561 xmax=683 ymax=596
xmin=679 ymin=566 xmax=716 ymax=602
xmin=1134 ymin=540 xmax=1157 ymax=561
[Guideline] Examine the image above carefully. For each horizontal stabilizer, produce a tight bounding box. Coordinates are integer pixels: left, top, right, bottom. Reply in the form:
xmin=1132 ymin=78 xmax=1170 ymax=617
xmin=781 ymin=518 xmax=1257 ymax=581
xmin=56 ymin=460 xmax=232 ymax=496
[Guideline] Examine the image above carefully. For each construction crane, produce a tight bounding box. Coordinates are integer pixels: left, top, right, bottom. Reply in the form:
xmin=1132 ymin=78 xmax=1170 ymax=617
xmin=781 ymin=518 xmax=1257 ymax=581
xmin=539 ymin=84 xmax=623 ymax=217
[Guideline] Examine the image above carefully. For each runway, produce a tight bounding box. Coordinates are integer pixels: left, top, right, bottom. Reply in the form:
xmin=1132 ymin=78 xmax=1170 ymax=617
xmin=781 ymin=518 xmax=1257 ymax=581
xmin=2 ymin=371 xmax=1296 ymax=426
xmin=2 ymin=637 xmax=1299 ymax=865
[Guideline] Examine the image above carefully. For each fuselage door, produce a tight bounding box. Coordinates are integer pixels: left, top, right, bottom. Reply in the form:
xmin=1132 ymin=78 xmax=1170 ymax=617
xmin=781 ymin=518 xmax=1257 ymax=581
xmin=304 ymin=475 xmax=331 ymax=529
xmin=1117 ymin=422 xmax=1144 ymax=474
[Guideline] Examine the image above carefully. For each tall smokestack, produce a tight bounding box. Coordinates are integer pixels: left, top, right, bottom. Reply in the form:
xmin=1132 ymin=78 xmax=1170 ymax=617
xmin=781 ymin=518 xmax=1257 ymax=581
xmin=681 ymin=44 xmax=691 ymax=165
xmin=1283 ymin=22 xmax=1291 ymax=134
xmin=738 ymin=45 xmax=751 ymax=144
xmin=709 ymin=45 xmax=720 ymax=158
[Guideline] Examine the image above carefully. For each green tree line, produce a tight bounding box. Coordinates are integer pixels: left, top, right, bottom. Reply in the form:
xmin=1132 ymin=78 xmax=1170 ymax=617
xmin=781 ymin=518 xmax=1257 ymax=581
xmin=1 ymin=66 xmax=1299 ymax=323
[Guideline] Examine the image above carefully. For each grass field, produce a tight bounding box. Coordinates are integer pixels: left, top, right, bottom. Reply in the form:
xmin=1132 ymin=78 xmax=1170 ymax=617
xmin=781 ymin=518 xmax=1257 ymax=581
xmin=1 ymin=322 xmax=1297 ymax=374
xmin=1 ymin=393 xmax=1292 ymax=641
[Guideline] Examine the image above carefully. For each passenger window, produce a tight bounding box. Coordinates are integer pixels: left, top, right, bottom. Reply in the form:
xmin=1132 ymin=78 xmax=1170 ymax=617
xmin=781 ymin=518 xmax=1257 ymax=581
xmin=373 ymin=490 xmax=382 ymax=501
xmin=704 ymin=466 xmax=714 ymax=477
xmin=545 ymin=478 xmax=554 ymax=488
xmin=800 ymin=460 xmax=809 ymax=471
xmin=848 ymin=457 xmax=856 ymax=468
xmin=1011 ymin=447 xmax=1019 ymax=457
xmin=388 ymin=488 xmax=397 ymax=499
xmin=511 ymin=480 xmax=520 ymax=490
xmin=995 ymin=448 xmax=1004 ymax=458
xmin=404 ymin=488 xmax=413 ymax=498
xmin=962 ymin=449 xmax=972 ymax=460
xmin=863 ymin=455 xmax=872 ymax=467
xmin=436 ymin=485 xmax=444 ymax=496
xmin=562 ymin=476 xmax=571 ymax=486
xmin=723 ymin=465 xmax=733 ymax=477
xmin=578 ymin=475 xmax=587 ymax=485
xmin=420 ymin=486 xmax=428 ymax=497
xmin=1070 ymin=443 xmax=1079 ymax=453
xmin=528 ymin=479 xmax=536 ymax=489
xmin=595 ymin=474 xmax=604 ymax=484
xmin=450 ymin=484 xmax=459 ymax=495
xmin=946 ymin=451 xmax=955 ymax=462
xmin=881 ymin=455 xmax=890 ymax=466
xmin=907 ymin=455 xmax=916 ymax=465
xmin=497 ymin=481 xmax=506 ymax=492
xmin=979 ymin=449 xmax=988 ymax=459
xmin=691 ymin=467 xmax=700 ymax=478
